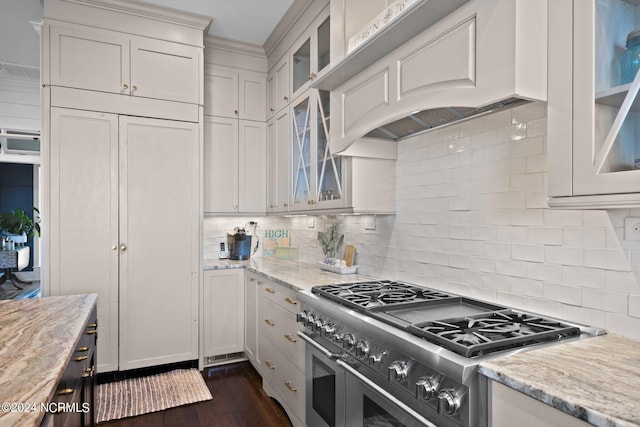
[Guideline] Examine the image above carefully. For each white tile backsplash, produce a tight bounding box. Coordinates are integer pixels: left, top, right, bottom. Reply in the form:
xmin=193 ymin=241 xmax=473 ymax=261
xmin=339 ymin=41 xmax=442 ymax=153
xmin=204 ymin=102 xmax=640 ymax=340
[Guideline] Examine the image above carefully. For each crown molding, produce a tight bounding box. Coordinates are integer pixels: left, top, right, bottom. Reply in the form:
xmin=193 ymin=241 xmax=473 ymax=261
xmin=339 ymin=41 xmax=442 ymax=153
xmin=263 ymin=0 xmax=314 ymax=57
xmin=56 ymin=0 xmax=212 ymax=32
xmin=205 ymin=35 xmax=266 ymax=59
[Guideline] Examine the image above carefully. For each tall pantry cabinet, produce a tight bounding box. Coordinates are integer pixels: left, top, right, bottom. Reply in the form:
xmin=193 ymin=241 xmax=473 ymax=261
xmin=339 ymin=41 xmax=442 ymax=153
xmin=42 ymin=0 xmax=211 ymax=373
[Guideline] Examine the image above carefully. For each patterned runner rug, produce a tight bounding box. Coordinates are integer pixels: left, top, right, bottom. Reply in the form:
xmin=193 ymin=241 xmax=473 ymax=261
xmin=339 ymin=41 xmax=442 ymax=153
xmin=96 ymin=368 xmax=212 ymax=423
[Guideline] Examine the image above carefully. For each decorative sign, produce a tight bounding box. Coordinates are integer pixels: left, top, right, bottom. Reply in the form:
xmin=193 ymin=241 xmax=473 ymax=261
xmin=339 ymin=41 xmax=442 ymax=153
xmin=262 ymin=229 xmax=291 ymax=257
xmin=347 ymin=0 xmax=420 ymax=53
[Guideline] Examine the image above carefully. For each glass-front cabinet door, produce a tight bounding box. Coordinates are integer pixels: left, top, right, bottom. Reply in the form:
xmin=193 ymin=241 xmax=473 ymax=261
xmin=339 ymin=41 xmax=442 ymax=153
xmin=316 ymin=89 xmax=344 ymax=209
xmin=292 ymin=94 xmax=313 ymax=210
xmin=291 ymin=89 xmax=344 ymax=211
xmin=549 ymin=0 xmax=640 ymax=204
xmin=290 ymin=8 xmax=330 ymax=99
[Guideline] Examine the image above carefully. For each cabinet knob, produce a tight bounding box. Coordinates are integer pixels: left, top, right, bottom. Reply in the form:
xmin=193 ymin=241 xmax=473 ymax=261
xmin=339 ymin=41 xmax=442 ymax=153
xmin=120 ymin=244 xmax=127 ymax=251
xmin=132 ymin=85 xmax=138 ymax=92
xmin=123 ymin=83 xmax=129 ymax=90
xmin=283 ymin=203 xmax=288 ymax=207
xmin=233 ymin=204 xmax=238 ymax=210
xmin=284 ymin=96 xmax=288 ymax=101
xmin=234 ymin=110 xmax=238 ymax=115
xmin=112 ymin=245 xmax=118 ymax=251
xmin=270 ymin=107 xmax=274 ymax=112
xmin=308 ymin=73 xmax=316 ymax=81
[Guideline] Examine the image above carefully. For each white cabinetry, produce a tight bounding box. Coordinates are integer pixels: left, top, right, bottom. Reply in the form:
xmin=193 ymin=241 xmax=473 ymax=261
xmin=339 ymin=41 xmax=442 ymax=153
xmin=490 ymin=381 xmax=590 ymax=427
xmin=257 ymin=279 xmax=305 ymax=427
xmin=290 ymin=8 xmax=331 ymax=100
xmin=267 ymin=55 xmax=290 ymax=119
xmin=267 ymin=109 xmax=291 ymax=213
xmin=204 ymin=66 xmax=266 ymax=121
xmin=49 ymin=108 xmax=199 ymax=372
xmin=244 ymin=271 xmax=261 ymax=364
xmin=203 ymin=269 xmax=245 ymax=364
xmin=203 ymin=65 xmax=267 ymax=214
xmin=49 ymin=22 xmax=201 ymax=105
xmin=44 ymin=0 xmax=207 ymax=373
xmin=548 ymin=0 xmax=640 ymax=208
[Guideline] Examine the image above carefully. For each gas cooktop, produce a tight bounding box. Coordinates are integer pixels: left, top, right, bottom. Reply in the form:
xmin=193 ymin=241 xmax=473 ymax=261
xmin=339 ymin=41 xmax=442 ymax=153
xmin=312 ymin=280 xmax=581 ymax=358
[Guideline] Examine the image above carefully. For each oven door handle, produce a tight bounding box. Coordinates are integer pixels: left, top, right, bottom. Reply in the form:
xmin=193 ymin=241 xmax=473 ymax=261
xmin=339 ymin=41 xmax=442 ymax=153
xmin=297 ymin=330 xmax=344 ymax=360
xmin=335 ymin=359 xmax=439 ymax=427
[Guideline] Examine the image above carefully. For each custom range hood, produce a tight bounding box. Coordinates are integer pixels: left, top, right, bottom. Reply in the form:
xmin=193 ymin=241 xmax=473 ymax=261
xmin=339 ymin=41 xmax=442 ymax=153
xmin=362 ymin=98 xmax=529 ymax=141
xmin=317 ymin=0 xmax=548 ymax=157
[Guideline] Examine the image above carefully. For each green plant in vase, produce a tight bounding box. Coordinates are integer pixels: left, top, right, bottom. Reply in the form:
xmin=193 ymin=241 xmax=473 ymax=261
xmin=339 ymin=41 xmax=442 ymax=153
xmin=317 ymin=223 xmax=344 ymax=264
xmin=0 ymin=208 xmax=41 ymax=243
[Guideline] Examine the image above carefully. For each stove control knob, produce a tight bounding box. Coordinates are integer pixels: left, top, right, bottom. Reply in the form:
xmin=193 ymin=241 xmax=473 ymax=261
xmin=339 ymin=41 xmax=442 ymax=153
xmin=343 ymin=333 xmax=356 ymax=351
xmin=305 ymin=313 xmax=315 ymax=329
xmin=368 ymin=351 xmax=387 ymax=366
xmin=388 ymin=361 xmax=408 ymax=383
xmin=322 ymin=323 xmax=336 ymax=338
xmin=355 ymin=340 xmax=370 ymax=359
xmin=314 ymin=318 xmax=326 ymax=332
xmin=296 ymin=310 xmax=308 ymax=324
xmin=416 ymin=375 xmax=442 ymax=401
xmin=331 ymin=331 xmax=344 ymax=343
xmin=438 ymin=389 xmax=462 ymax=416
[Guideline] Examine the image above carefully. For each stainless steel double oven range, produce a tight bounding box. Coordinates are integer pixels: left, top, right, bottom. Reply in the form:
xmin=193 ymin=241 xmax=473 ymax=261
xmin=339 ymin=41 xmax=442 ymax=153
xmin=297 ymin=280 xmax=604 ymax=427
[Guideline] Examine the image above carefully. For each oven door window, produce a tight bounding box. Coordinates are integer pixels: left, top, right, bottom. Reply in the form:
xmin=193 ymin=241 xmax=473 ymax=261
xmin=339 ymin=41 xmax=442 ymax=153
xmin=363 ymin=395 xmax=406 ymax=427
xmin=312 ymin=355 xmax=336 ymax=426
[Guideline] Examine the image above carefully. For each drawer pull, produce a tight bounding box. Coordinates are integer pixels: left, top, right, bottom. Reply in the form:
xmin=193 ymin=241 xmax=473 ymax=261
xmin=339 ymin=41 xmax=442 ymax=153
xmin=265 ymin=287 xmax=275 ymax=294
xmin=265 ymin=360 xmax=276 ymax=370
xmin=264 ymin=319 xmax=275 ymax=327
xmin=86 ymin=329 xmax=97 ymax=335
xmin=81 ymin=367 xmax=93 ymax=378
xmin=285 ymin=381 xmax=298 ymax=393
xmin=74 ymin=356 xmax=88 ymax=362
xmin=76 ymin=346 xmax=89 ymax=352
xmin=57 ymin=388 xmax=74 ymax=396
xmin=88 ymin=323 xmax=97 ymax=328
xmin=284 ymin=297 xmax=297 ymax=305
xmin=284 ymin=334 xmax=297 ymax=343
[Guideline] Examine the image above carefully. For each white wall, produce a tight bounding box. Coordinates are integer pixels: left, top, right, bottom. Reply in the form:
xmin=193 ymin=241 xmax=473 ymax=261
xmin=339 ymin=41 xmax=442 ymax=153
xmin=204 ymin=102 xmax=640 ymax=341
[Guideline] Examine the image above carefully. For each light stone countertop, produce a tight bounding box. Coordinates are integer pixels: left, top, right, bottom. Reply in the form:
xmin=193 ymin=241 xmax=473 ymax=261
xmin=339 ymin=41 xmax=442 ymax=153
xmin=0 ymin=294 xmax=97 ymax=427
xmin=204 ymin=257 xmax=374 ymax=291
xmin=479 ymin=334 xmax=640 ymax=427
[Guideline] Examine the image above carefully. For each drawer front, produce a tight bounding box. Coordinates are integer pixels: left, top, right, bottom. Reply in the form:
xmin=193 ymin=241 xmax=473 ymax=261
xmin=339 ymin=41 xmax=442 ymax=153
xmin=259 ymin=333 xmax=305 ymax=422
xmin=261 ymin=299 xmax=304 ymax=372
xmin=262 ymin=280 xmax=299 ymax=314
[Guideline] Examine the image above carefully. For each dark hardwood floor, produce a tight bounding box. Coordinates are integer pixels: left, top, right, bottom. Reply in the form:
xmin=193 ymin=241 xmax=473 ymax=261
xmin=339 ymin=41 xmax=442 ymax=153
xmin=101 ymin=362 xmax=294 ymax=427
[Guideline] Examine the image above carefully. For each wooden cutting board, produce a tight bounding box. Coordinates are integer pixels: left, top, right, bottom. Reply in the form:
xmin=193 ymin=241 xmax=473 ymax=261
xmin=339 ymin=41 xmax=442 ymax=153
xmin=343 ymin=244 xmax=356 ymax=267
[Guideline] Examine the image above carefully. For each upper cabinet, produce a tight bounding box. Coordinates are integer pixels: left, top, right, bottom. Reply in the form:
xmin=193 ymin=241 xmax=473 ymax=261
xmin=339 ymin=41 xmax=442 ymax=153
xmin=205 ymin=65 xmax=266 ymax=121
xmin=548 ymin=0 xmax=640 ymax=208
xmin=290 ymin=8 xmax=331 ymax=100
xmin=267 ymin=55 xmax=290 ymax=119
xmin=48 ymin=22 xmax=201 ymax=105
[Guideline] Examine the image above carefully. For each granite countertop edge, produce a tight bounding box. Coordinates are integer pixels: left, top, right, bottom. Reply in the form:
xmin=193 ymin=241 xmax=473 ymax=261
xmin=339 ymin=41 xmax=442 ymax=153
xmin=478 ymin=365 xmax=625 ymax=427
xmin=479 ymin=333 xmax=640 ymax=427
xmin=0 ymin=294 xmax=97 ymax=427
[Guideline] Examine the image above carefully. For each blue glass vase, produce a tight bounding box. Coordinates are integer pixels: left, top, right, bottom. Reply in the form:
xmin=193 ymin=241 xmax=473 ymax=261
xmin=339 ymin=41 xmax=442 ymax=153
xmin=621 ymin=30 xmax=640 ymax=84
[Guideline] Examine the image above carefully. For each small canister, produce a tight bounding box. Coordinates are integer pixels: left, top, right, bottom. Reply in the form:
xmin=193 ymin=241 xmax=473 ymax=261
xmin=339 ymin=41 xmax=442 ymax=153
xmin=621 ymin=29 xmax=640 ymax=84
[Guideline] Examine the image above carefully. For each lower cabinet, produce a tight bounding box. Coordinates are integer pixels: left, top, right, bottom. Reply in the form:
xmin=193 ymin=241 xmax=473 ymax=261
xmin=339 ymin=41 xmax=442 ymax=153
xmin=44 ymin=305 xmax=97 ymax=427
xmin=202 ymin=269 xmax=245 ymax=365
xmin=490 ymin=380 xmax=590 ymax=427
xmin=257 ymin=277 xmax=306 ymax=427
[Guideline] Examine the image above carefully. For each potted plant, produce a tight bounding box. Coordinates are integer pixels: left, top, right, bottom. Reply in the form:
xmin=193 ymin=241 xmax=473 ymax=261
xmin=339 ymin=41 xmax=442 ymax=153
xmin=317 ymin=223 xmax=344 ymax=263
xmin=0 ymin=208 xmax=41 ymax=245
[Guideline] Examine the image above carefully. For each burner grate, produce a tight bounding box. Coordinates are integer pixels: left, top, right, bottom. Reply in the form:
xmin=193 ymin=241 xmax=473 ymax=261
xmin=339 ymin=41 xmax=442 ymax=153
xmin=312 ymin=280 xmax=455 ymax=311
xmin=409 ymin=311 xmax=581 ymax=357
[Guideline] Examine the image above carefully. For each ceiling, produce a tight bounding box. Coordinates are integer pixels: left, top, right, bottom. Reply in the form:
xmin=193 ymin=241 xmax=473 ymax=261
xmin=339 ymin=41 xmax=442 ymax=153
xmin=0 ymin=0 xmax=294 ymax=70
xmin=142 ymin=0 xmax=295 ymax=46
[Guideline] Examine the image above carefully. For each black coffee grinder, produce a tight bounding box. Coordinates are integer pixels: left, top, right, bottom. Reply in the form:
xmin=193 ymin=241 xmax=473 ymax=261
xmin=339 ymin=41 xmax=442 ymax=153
xmin=227 ymin=227 xmax=252 ymax=260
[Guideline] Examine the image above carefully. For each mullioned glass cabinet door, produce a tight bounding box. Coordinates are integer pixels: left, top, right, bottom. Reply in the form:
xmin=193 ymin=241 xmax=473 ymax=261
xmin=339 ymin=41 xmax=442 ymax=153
xmin=573 ymin=0 xmax=640 ymax=196
xmin=292 ymin=95 xmax=312 ymax=209
xmin=316 ymin=89 xmax=345 ymax=209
